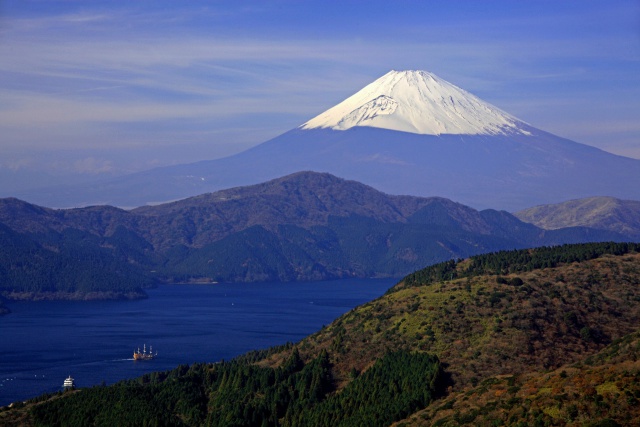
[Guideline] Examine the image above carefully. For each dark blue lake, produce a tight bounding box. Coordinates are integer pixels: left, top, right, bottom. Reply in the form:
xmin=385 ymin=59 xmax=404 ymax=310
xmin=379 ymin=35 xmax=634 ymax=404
xmin=0 ymin=278 xmax=395 ymax=407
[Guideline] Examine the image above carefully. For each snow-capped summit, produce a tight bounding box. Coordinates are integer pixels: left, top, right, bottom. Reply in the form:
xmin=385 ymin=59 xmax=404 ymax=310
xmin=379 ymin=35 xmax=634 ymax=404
xmin=301 ymin=70 xmax=530 ymax=136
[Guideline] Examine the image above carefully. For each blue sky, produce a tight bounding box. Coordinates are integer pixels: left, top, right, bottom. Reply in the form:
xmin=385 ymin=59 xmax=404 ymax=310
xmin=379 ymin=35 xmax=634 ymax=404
xmin=1 ymin=0 xmax=639 ymax=188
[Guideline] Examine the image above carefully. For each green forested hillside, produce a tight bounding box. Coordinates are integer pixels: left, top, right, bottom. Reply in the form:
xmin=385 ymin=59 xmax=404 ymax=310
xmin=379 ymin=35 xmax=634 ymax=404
xmin=14 ymin=349 xmax=442 ymax=427
xmin=0 ymin=223 xmax=153 ymax=299
xmin=4 ymin=243 xmax=640 ymax=426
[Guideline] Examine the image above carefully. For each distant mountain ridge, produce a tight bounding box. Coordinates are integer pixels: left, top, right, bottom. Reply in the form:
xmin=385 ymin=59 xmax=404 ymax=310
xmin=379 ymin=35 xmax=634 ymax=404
xmin=0 ymin=172 xmax=631 ymax=308
xmin=129 ymin=172 xmax=502 ymax=250
xmin=515 ymin=196 xmax=640 ymax=240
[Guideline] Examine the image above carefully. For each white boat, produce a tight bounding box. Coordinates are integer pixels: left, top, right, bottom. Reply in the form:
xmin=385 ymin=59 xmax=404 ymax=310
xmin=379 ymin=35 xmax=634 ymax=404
xmin=63 ymin=375 xmax=75 ymax=388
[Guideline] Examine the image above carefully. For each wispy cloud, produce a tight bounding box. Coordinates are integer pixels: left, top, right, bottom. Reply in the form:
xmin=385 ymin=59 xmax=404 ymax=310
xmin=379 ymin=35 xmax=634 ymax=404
xmin=72 ymin=157 xmax=113 ymax=174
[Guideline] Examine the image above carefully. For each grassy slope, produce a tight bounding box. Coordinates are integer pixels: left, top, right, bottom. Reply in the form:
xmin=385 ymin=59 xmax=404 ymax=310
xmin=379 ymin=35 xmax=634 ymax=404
xmin=260 ymin=251 xmax=640 ymax=425
xmin=397 ymin=331 xmax=640 ymax=426
xmin=276 ymin=253 xmax=640 ymax=385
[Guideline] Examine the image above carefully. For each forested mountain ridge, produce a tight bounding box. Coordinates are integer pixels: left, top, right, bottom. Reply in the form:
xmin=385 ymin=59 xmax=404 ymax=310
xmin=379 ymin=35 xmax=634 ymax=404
xmin=0 ymin=172 xmax=633 ymax=307
xmin=4 ymin=243 xmax=640 ymax=426
xmin=130 ymin=170 xmax=446 ymax=247
xmin=0 ymin=172 xmax=523 ymax=249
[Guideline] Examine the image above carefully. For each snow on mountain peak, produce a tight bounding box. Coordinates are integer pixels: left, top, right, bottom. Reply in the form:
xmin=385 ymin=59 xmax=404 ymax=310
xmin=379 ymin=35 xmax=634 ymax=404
xmin=300 ymin=70 xmax=530 ymax=136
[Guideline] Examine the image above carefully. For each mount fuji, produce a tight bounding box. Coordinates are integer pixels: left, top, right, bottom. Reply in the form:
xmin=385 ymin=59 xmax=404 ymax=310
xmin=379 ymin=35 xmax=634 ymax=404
xmin=16 ymin=70 xmax=640 ymax=210
xmin=301 ymin=70 xmax=529 ymax=136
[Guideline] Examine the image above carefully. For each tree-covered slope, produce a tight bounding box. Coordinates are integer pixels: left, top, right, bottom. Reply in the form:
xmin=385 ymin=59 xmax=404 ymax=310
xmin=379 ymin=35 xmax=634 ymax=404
xmin=0 ymin=222 xmax=153 ymax=299
xmin=4 ymin=349 xmax=443 ymax=427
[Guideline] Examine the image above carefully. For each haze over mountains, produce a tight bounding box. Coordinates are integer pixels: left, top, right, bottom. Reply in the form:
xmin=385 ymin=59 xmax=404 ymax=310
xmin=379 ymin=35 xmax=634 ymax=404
xmin=13 ymin=70 xmax=640 ymax=211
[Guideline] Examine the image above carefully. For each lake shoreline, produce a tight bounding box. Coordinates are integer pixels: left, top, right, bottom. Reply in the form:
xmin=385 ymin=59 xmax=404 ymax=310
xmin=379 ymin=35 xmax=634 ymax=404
xmin=1 ymin=290 xmax=148 ymax=303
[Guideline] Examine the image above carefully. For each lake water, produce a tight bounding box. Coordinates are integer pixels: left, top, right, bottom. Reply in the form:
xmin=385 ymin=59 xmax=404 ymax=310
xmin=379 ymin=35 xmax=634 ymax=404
xmin=0 ymin=278 xmax=395 ymax=407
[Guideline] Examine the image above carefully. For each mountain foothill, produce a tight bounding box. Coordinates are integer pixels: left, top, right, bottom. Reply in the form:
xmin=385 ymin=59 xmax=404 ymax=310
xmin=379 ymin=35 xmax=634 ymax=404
xmin=0 ymin=171 xmax=635 ymax=312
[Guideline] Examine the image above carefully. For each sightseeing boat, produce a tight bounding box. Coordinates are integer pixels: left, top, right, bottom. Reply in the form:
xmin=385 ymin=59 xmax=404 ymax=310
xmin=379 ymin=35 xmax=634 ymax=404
xmin=133 ymin=343 xmax=156 ymax=361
